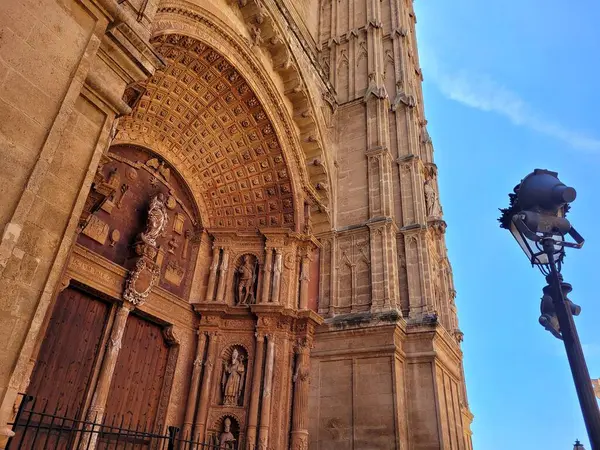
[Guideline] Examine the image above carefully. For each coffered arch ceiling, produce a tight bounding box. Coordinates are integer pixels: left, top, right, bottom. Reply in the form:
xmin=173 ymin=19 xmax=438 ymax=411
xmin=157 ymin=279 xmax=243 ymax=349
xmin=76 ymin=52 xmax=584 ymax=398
xmin=115 ymin=35 xmax=298 ymax=230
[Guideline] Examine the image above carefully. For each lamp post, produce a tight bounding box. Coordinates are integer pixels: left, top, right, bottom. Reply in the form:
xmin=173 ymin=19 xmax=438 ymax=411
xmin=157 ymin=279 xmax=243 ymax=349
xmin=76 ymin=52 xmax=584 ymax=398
xmin=499 ymin=169 xmax=600 ymax=449
xmin=575 ymin=439 xmax=586 ymax=450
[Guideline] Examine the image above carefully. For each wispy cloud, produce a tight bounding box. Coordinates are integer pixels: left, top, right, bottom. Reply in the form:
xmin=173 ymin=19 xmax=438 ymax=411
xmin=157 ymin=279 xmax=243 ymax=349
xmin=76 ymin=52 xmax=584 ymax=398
xmin=422 ymin=55 xmax=600 ymax=153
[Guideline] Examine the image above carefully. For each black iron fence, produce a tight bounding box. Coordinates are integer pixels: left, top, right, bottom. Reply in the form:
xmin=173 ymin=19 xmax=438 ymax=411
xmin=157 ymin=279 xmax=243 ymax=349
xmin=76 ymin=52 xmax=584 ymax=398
xmin=7 ymin=395 xmax=240 ymax=450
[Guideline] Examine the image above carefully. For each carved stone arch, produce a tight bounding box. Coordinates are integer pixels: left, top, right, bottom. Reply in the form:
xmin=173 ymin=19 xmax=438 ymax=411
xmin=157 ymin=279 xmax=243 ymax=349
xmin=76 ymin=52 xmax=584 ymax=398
xmin=107 ymin=142 xmax=204 ymax=229
xmin=115 ymin=34 xmax=299 ymax=231
xmin=230 ymin=250 xmax=263 ymax=265
xmin=220 ymin=343 xmax=250 ymax=360
xmin=151 ymin=2 xmax=334 ymax=232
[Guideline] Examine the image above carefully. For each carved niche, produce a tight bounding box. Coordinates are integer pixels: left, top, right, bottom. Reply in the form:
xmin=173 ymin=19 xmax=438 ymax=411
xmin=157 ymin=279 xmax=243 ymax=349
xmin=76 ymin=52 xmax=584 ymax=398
xmin=77 ymin=145 xmax=200 ymax=298
xmin=233 ymin=254 xmax=258 ymax=306
xmin=207 ymin=415 xmax=241 ymax=449
xmin=423 ymin=166 xmax=442 ymax=218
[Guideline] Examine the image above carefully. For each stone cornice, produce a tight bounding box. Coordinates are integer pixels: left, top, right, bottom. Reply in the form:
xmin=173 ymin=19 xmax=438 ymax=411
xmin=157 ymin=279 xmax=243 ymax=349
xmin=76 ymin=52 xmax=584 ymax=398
xmin=67 ymin=244 xmax=196 ymax=329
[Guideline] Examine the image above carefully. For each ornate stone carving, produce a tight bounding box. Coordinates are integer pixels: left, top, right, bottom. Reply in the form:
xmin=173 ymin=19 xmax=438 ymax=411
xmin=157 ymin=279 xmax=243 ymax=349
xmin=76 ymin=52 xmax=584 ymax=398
xmin=221 ymin=349 xmax=246 ymax=406
xmin=123 ymin=257 xmax=160 ymax=305
xmin=140 ymin=193 xmax=169 ymax=247
xmin=291 ymin=435 xmax=308 ymax=450
xmin=146 ymin=157 xmax=171 ymax=182
xmin=235 ymin=254 xmax=257 ymax=305
xmin=82 ymin=215 xmax=110 ymax=245
xmin=164 ymin=260 xmax=184 ymax=286
xmin=424 ymin=178 xmax=442 ymax=217
xmin=123 ymin=193 xmax=168 ymax=305
xmin=219 ymin=417 xmax=236 ymax=449
xmin=116 ymin=184 xmax=129 ymax=209
xmin=109 ymin=229 xmax=120 ymax=247
xmin=117 ymin=34 xmax=297 ymax=230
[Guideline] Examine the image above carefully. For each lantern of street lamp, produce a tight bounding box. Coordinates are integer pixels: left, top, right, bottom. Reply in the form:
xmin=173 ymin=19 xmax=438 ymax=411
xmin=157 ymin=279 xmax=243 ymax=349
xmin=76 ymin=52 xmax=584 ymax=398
xmin=499 ymin=169 xmax=600 ymax=449
xmin=574 ymin=439 xmax=586 ymax=450
xmin=499 ymin=169 xmax=583 ymax=275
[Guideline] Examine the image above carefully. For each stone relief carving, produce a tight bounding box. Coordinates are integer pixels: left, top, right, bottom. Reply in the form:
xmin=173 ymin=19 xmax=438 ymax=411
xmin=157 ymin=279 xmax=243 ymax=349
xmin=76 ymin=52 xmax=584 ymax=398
xmin=123 ymin=257 xmax=160 ymax=305
xmin=78 ymin=157 xmax=118 ymax=233
xmin=235 ymin=254 xmax=257 ymax=305
xmin=140 ymin=193 xmax=169 ymax=247
xmin=219 ymin=417 xmax=236 ymax=449
xmin=221 ymin=349 xmax=245 ymax=406
xmin=123 ymin=193 xmax=168 ymax=305
xmin=146 ymin=157 xmax=171 ymax=182
xmin=424 ymin=178 xmax=442 ymax=217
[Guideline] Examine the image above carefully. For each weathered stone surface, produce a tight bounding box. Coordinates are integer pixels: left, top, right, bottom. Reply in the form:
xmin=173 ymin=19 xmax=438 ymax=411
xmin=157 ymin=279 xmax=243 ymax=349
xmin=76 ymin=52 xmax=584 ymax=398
xmin=0 ymin=1 xmax=472 ymax=449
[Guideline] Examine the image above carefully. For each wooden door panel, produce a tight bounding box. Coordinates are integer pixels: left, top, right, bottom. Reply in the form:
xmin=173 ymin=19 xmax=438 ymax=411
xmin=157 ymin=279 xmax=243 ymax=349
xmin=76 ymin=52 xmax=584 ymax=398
xmin=103 ymin=314 xmax=169 ymax=431
xmin=11 ymin=287 xmax=110 ymax=449
xmin=26 ymin=287 xmax=109 ymax=415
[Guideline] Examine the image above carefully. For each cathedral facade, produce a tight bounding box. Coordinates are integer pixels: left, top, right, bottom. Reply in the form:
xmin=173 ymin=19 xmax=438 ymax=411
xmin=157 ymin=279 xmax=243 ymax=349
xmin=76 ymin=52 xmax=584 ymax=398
xmin=0 ymin=0 xmax=473 ymax=449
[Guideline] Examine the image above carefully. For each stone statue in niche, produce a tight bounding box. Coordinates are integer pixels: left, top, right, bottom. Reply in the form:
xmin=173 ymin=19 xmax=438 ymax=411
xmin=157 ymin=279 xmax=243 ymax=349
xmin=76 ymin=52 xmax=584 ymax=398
xmin=140 ymin=193 xmax=168 ymax=247
xmin=218 ymin=417 xmax=236 ymax=449
xmin=221 ymin=349 xmax=245 ymax=406
xmin=424 ymin=178 xmax=442 ymax=217
xmin=235 ymin=255 xmax=256 ymax=305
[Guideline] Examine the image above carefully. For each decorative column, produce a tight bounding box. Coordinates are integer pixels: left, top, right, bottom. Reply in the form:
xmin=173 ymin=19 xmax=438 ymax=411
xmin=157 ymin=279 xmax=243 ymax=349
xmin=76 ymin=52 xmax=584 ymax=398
xmin=205 ymin=249 xmax=220 ymax=302
xmin=81 ymin=301 xmax=134 ymax=449
xmin=257 ymin=335 xmax=276 ymax=449
xmin=246 ymin=333 xmax=266 ymax=449
xmin=270 ymin=249 xmax=283 ymax=303
xmin=214 ymin=249 xmax=229 ymax=303
xmin=260 ymin=248 xmax=273 ymax=304
xmin=298 ymin=249 xmax=311 ymax=310
xmin=290 ymin=339 xmax=311 ymax=450
xmin=194 ymin=332 xmax=219 ymax=443
xmin=181 ymin=331 xmax=207 ymax=443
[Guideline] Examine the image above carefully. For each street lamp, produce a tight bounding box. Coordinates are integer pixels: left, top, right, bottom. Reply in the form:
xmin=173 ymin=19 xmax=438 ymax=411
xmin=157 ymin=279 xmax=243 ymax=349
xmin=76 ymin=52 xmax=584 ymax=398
xmin=575 ymin=439 xmax=586 ymax=450
xmin=499 ymin=169 xmax=600 ymax=449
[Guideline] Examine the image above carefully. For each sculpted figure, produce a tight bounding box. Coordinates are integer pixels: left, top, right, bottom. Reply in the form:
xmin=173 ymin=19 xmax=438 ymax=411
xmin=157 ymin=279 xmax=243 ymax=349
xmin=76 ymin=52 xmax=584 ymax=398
xmin=221 ymin=349 xmax=245 ymax=406
xmin=424 ymin=178 xmax=442 ymax=217
xmin=236 ymin=255 xmax=256 ymax=305
xmin=219 ymin=418 xmax=236 ymax=449
xmin=140 ymin=193 xmax=168 ymax=247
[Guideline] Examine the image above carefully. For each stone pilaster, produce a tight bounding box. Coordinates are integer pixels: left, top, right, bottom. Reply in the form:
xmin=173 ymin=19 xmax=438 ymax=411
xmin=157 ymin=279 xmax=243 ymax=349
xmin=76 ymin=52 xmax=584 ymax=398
xmin=270 ymin=249 xmax=283 ymax=304
xmin=205 ymin=248 xmax=220 ymax=302
xmin=181 ymin=331 xmax=207 ymax=443
xmin=214 ymin=249 xmax=229 ymax=303
xmin=257 ymin=335 xmax=276 ymax=449
xmin=194 ymin=332 xmax=219 ymax=443
xmin=368 ymin=219 xmax=400 ymax=311
xmin=260 ymin=248 xmax=273 ymax=304
xmin=290 ymin=338 xmax=311 ymax=450
xmin=246 ymin=333 xmax=265 ymax=450
xmin=298 ymin=248 xmax=311 ymax=310
xmin=81 ymin=301 xmax=134 ymax=450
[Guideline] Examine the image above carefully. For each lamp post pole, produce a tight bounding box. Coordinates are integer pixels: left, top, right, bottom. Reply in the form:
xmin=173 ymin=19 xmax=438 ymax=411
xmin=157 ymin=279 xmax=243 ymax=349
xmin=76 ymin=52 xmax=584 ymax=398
xmin=545 ymin=241 xmax=600 ymax=449
xmin=499 ymin=169 xmax=600 ymax=449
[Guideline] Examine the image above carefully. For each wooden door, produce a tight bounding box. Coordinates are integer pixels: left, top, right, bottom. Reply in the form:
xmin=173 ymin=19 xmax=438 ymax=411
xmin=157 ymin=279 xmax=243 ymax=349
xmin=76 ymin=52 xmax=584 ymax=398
xmin=11 ymin=287 xmax=110 ymax=449
xmin=100 ymin=314 xmax=169 ymax=448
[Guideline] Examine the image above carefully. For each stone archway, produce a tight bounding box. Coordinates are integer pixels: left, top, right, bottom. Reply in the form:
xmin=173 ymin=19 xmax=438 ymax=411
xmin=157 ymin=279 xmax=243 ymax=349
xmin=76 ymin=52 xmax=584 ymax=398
xmin=115 ymin=35 xmax=301 ymax=232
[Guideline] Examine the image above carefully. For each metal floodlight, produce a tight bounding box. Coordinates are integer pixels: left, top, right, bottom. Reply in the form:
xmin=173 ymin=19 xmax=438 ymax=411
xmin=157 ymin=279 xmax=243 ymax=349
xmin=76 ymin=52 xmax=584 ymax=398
xmin=499 ymin=169 xmax=584 ymax=274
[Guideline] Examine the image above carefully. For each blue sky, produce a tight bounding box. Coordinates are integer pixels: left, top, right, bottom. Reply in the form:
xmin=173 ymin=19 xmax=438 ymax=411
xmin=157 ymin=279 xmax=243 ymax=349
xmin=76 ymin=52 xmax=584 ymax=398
xmin=413 ymin=1 xmax=600 ymax=449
